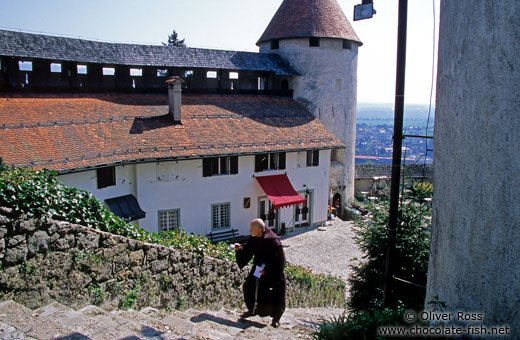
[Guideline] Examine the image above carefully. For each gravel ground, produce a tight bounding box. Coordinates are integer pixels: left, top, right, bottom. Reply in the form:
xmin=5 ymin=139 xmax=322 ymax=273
xmin=281 ymin=217 xmax=363 ymax=283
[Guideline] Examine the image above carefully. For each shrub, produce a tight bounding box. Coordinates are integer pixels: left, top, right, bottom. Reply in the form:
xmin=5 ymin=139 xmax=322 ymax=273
xmin=348 ymin=186 xmax=432 ymax=312
xmin=311 ymin=305 xmax=405 ymax=340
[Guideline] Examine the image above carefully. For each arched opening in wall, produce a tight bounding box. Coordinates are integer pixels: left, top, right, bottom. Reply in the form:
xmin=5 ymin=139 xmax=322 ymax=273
xmin=281 ymin=79 xmax=289 ymax=91
xmin=332 ymin=193 xmax=342 ymax=219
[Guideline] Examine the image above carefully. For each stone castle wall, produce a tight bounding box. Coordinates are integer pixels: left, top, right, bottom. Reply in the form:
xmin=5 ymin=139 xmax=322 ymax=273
xmin=426 ymin=0 xmax=520 ymax=337
xmin=260 ymin=37 xmax=359 ymax=204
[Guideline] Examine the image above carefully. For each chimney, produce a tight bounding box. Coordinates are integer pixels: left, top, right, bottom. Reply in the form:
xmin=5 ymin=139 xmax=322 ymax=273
xmin=166 ymin=76 xmax=184 ymax=124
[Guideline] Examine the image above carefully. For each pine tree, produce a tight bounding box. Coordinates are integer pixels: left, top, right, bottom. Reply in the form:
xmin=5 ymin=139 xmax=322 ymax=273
xmin=162 ymin=30 xmax=185 ymax=47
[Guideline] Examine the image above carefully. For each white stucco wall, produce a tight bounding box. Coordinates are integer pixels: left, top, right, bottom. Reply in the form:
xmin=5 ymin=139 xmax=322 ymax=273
xmin=426 ymin=0 xmax=520 ymax=336
xmin=58 ymin=164 xmax=137 ymax=204
xmin=260 ymin=38 xmax=358 ymax=204
xmin=57 ymin=150 xmax=331 ymax=237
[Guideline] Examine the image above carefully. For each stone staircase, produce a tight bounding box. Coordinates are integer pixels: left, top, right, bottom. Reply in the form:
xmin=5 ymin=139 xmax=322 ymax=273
xmin=0 ymin=300 xmax=344 ymax=340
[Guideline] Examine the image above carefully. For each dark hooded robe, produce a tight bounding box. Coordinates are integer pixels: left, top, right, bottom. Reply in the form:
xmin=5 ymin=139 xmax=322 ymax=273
xmin=236 ymin=227 xmax=286 ymax=322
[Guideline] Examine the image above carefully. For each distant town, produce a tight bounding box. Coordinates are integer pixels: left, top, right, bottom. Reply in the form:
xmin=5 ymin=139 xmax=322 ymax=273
xmin=356 ymin=103 xmax=434 ymax=164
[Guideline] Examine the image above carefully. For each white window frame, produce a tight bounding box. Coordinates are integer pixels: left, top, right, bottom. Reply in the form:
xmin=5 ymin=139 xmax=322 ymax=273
xmin=77 ymin=64 xmax=88 ymax=74
xmin=50 ymin=63 xmax=62 ymax=73
xmin=18 ymin=61 xmax=33 ymax=71
xmin=102 ymin=67 xmax=115 ymax=76
xmin=158 ymin=209 xmax=181 ymax=232
xmin=229 ymin=71 xmax=239 ymax=79
xmin=206 ymin=70 xmax=217 ymax=79
xmin=130 ymin=68 xmax=142 ymax=76
xmin=211 ymin=202 xmax=231 ymax=230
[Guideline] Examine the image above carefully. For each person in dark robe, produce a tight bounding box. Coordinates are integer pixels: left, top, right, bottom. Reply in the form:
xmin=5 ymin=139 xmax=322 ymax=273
xmin=233 ymin=218 xmax=286 ymax=328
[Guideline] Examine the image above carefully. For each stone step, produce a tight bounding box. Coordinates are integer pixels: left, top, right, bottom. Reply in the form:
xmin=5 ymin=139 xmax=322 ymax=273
xmin=0 ymin=299 xmax=345 ymax=340
xmin=113 ymin=309 xmax=184 ymax=339
xmin=73 ymin=305 xmax=143 ymax=340
xmin=0 ymin=300 xmax=78 ymax=340
xmin=140 ymin=307 xmax=195 ymax=334
xmin=34 ymin=302 xmax=140 ymax=340
xmin=0 ymin=319 xmax=37 ymax=340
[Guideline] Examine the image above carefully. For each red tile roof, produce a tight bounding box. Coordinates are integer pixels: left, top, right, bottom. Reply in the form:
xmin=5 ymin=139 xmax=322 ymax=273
xmin=257 ymin=0 xmax=361 ymax=45
xmin=0 ymin=93 xmax=343 ymax=172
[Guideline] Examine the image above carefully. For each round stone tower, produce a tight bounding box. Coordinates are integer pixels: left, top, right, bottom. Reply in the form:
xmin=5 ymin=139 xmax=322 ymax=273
xmin=257 ymin=0 xmax=362 ymax=206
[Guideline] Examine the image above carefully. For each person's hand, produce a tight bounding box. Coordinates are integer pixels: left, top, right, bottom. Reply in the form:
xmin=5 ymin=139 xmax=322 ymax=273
xmin=233 ymin=243 xmax=242 ymax=250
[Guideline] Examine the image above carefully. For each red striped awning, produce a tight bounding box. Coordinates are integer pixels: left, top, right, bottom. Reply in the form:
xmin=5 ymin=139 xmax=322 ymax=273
xmin=255 ymin=174 xmax=305 ymax=209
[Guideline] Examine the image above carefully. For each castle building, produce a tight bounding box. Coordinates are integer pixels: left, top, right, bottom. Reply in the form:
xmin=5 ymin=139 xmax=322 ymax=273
xmin=257 ymin=0 xmax=362 ymax=207
xmin=0 ymin=0 xmax=360 ymax=237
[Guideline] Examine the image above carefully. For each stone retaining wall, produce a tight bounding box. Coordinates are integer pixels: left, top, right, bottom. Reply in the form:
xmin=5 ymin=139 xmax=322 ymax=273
xmin=0 ymin=207 xmax=345 ymax=311
xmin=0 ymin=207 xmax=247 ymax=311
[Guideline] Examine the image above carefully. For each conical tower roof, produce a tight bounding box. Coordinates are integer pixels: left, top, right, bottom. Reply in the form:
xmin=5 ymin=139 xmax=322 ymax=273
xmin=257 ymin=0 xmax=362 ymax=45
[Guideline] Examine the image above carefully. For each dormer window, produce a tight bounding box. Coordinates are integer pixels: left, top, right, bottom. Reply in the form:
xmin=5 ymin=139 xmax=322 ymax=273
xmin=130 ymin=68 xmax=142 ymax=76
xmin=271 ymin=39 xmax=279 ymax=50
xmin=77 ymin=65 xmax=88 ymax=74
xmin=18 ymin=61 xmax=33 ymax=71
xmin=309 ymin=37 xmax=320 ymax=47
xmin=102 ymin=67 xmax=115 ymax=76
xmin=50 ymin=63 xmax=62 ymax=73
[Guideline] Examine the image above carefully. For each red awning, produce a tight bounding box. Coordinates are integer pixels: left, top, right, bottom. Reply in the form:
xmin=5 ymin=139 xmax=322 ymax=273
xmin=255 ymin=174 xmax=306 ymax=209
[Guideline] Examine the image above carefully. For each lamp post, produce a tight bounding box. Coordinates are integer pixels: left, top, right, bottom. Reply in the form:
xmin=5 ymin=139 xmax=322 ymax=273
xmin=384 ymin=0 xmax=408 ymax=307
xmin=353 ymin=0 xmax=376 ymax=21
xmin=353 ymin=0 xmax=409 ymax=307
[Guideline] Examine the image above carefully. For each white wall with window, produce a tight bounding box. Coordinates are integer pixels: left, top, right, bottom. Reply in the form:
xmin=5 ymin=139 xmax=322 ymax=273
xmin=211 ymin=203 xmax=231 ymax=230
xmin=58 ymin=164 xmax=137 ymax=209
xmin=158 ymin=209 xmax=180 ymax=232
xmin=57 ymin=149 xmax=332 ymax=237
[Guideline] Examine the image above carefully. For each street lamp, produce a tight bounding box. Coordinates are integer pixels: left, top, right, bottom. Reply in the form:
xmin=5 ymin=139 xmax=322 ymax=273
xmin=354 ymin=0 xmax=376 ymax=21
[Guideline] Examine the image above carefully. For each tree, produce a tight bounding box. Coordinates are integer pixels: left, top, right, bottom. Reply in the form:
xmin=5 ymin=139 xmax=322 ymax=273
xmin=163 ymin=30 xmax=185 ymax=47
xmin=348 ymin=183 xmax=432 ymax=312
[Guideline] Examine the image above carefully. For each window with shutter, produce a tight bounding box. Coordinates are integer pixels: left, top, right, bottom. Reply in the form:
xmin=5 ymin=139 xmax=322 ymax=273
xmin=279 ymin=152 xmax=286 ymax=170
xmin=203 ymin=159 xmax=212 ymax=177
xmin=97 ymin=166 xmax=116 ymax=189
xmin=255 ymin=154 xmax=268 ymax=172
xmin=203 ymin=156 xmax=239 ymax=177
xmin=211 ymin=158 xmax=219 ymax=175
xmin=230 ymin=156 xmax=238 ymax=174
xmin=256 ymin=153 xmax=285 ymax=172
xmin=306 ymin=150 xmax=320 ymax=167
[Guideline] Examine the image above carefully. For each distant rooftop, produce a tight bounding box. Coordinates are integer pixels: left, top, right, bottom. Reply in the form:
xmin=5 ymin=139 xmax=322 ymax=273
xmin=355 ymin=164 xmax=433 ymax=180
xmin=0 ymin=29 xmax=297 ymax=76
xmin=257 ymin=0 xmax=361 ymax=45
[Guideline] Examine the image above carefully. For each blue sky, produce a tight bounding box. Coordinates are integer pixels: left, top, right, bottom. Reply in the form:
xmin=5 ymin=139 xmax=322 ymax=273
xmin=0 ymin=0 xmax=439 ymax=104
